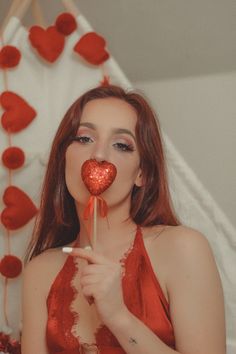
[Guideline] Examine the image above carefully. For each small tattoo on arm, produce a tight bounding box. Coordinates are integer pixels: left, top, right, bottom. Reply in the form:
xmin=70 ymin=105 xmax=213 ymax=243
xmin=129 ymin=337 xmax=137 ymax=345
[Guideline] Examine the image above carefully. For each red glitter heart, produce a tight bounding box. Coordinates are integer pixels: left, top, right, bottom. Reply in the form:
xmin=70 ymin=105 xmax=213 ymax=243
xmin=81 ymin=159 xmax=117 ymax=196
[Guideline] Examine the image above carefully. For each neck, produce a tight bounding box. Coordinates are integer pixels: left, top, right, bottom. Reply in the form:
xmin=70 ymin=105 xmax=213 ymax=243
xmin=75 ymin=199 xmax=138 ymax=252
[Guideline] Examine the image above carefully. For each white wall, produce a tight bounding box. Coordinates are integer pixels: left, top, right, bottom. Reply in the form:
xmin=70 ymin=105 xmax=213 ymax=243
xmin=134 ymin=71 xmax=236 ymax=228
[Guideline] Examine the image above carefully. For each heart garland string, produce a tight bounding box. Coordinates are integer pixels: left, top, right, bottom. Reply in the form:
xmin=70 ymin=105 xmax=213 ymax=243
xmin=0 ymin=32 xmax=38 ymax=337
xmin=0 ymin=10 xmax=112 ymax=340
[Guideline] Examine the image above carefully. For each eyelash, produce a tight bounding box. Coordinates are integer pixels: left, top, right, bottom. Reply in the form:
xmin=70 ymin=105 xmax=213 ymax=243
xmin=74 ymin=136 xmax=91 ymax=144
xmin=73 ymin=136 xmax=135 ymax=152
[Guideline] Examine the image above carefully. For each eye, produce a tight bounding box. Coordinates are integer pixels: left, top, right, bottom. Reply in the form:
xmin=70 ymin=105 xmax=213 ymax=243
xmin=113 ymin=142 xmax=134 ymax=152
xmin=73 ymin=136 xmax=93 ymax=144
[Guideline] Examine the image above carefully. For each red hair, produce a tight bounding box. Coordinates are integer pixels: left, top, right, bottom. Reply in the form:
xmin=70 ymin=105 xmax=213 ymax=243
xmin=25 ymin=85 xmax=180 ymax=263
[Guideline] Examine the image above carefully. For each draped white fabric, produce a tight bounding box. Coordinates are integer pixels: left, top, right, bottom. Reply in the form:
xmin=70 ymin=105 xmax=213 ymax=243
xmin=0 ymin=13 xmax=235 ymax=354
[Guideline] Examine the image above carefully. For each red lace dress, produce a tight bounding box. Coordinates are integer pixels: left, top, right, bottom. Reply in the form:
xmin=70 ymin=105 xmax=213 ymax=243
xmin=46 ymin=225 xmax=175 ymax=353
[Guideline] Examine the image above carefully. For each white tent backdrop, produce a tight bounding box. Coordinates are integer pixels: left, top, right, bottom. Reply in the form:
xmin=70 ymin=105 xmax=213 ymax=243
xmin=0 ymin=10 xmax=235 ymax=354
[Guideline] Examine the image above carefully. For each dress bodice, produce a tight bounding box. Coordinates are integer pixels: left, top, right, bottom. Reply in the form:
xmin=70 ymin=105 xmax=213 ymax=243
xmin=46 ymin=226 xmax=175 ymax=353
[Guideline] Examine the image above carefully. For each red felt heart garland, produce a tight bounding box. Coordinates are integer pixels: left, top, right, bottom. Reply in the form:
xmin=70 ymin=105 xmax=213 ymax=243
xmin=0 ymin=91 xmax=37 ymax=133
xmin=74 ymin=32 xmax=110 ymax=65
xmin=0 ymin=45 xmax=21 ymax=68
xmin=1 ymin=186 xmax=38 ymax=230
xmin=29 ymin=25 xmax=65 ymax=62
xmin=0 ymin=12 xmax=112 ymax=283
xmin=1 ymin=146 xmax=25 ymax=169
xmin=55 ymin=12 xmax=77 ymax=35
xmin=0 ymin=255 xmax=22 ymax=278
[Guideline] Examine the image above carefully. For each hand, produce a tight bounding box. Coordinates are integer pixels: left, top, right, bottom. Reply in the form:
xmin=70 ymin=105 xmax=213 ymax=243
xmin=67 ymin=247 xmax=127 ymax=326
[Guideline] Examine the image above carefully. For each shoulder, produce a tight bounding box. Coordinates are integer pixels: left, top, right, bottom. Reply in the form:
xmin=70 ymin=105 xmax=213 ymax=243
xmin=153 ymin=224 xmax=213 ymax=258
xmin=24 ymin=247 xmax=61 ymax=273
xmin=145 ymin=224 xmax=212 ymax=254
xmin=162 ymin=225 xmax=216 ymax=268
xmin=156 ymin=226 xmax=226 ymax=353
xmin=154 ymin=224 xmax=221 ymax=289
xmin=147 ymin=224 xmax=218 ymax=285
xmin=23 ymin=245 xmax=70 ymax=298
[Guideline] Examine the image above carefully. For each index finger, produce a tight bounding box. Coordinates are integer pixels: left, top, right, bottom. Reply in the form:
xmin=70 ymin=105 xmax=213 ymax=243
xmin=62 ymin=247 xmax=111 ymax=265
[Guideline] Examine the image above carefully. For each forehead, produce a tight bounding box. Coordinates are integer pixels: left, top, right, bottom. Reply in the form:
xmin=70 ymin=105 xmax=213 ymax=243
xmin=80 ymin=98 xmax=137 ymax=130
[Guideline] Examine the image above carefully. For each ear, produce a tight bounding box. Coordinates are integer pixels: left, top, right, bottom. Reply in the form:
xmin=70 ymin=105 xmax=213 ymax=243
xmin=134 ymin=168 xmax=143 ymax=187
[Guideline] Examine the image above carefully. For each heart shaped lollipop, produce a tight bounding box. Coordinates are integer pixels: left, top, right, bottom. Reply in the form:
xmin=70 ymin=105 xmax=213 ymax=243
xmin=81 ymin=159 xmax=117 ymax=196
xmin=80 ymin=159 xmax=117 ymax=311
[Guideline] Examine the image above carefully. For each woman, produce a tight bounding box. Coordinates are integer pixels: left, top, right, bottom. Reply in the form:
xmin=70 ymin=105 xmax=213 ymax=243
xmin=21 ymin=85 xmax=226 ymax=354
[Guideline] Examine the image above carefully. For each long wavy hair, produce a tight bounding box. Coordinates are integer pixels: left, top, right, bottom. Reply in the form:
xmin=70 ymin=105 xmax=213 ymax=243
xmin=24 ymin=84 xmax=180 ymax=263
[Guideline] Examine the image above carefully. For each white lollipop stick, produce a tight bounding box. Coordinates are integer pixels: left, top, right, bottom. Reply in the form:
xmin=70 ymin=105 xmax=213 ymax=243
xmin=92 ymin=197 xmax=97 ymax=250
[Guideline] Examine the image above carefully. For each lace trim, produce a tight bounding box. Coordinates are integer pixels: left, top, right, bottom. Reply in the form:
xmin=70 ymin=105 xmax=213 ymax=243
xmin=61 ymin=256 xmax=81 ymax=348
xmin=67 ymin=226 xmax=140 ymax=350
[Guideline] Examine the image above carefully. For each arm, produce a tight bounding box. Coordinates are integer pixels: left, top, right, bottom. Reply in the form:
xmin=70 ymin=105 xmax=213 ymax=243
xmin=21 ymin=253 xmax=50 ymax=354
xmin=105 ymin=226 xmax=226 ymax=354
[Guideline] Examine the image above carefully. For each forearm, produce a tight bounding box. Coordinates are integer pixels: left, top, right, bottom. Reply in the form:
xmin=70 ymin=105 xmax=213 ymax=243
xmin=106 ymin=308 xmax=180 ymax=354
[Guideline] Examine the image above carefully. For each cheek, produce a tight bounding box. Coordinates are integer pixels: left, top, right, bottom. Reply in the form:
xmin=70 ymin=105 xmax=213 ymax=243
xmin=65 ymin=147 xmax=82 ymax=188
xmin=65 ymin=147 xmax=74 ymax=176
xmin=115 ymin=155 xmax=140 ymax=184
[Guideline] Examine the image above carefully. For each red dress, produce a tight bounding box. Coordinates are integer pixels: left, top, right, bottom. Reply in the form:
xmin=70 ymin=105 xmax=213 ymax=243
xmin=46 ymin=225 xmax=175 ymax=353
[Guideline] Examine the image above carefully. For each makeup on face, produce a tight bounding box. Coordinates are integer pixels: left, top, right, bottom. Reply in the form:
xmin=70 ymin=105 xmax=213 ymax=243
xmin=73 ymin=122 xmax=137 ymax=153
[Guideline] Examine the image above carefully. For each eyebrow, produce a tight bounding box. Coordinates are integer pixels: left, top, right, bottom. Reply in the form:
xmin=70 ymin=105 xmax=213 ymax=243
xmin=78 ymin=122 xmax=136 ymax=141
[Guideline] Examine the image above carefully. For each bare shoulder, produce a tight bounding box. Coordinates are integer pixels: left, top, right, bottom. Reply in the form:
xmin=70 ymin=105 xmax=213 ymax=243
xmin=23 ymin=245 xmax=71 ymax=298
xmin=155 ymin=225 xmax=226 ymax=354
xmin=159 ymin=225 xmax=217 ymax=271
xmin=152 ymin=224 xmax=213 ymax=257
xmin=144 ymin=224 xmax=219 ymax=298
xmin=145 ymin=224 xmax=212 ymax=257
xmin=21 ymin=245 xmax=73 ymax=353
xmin=155 ymin=224 xmax=222 ymax=296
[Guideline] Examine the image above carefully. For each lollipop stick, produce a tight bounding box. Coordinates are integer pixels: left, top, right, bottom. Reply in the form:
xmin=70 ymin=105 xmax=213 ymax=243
xmin=93 ymin=197 xmax=97 ymax=250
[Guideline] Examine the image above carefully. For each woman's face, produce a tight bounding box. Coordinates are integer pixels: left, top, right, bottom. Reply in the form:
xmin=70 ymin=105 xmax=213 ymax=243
xmin=65 ymin=97 xmax=142 ymax=208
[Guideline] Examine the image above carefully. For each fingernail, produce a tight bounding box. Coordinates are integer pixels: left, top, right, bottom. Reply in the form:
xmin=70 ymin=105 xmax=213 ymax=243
xmin=84 ymin=246 xmax=92 ymax=251
xmin=62 ymin=247 xmax=73 ymax=253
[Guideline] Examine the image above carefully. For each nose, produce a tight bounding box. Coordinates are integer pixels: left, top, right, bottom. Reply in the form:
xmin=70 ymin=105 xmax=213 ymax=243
xmin=90 ymin=141 xmax=109 ymax=162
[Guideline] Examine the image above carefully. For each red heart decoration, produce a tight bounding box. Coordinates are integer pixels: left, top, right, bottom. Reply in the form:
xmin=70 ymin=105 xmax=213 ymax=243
xmin=81 ymin=159 xmax=117 ymax=196
xmin=1 ymin=186 xmax=38 ymax=230
xmin=0 ymin=255 xmax=22 ymax=278
xmin=55 ymin=12 xmax=77 ymax=36
xmin=99 ymin=75 xmax=111 ymax=87
xmin=2 ymin=146 xmax=25 ymax=169
xmin=0 ymin=45 xmax=21 ymax=68
xmin=0 ymin=91 xmax=36 ymax=133
xmin=73 ymin=32 xmax=110 ymax=65
xmin=29 ymin=25 xmax=65 ymax=62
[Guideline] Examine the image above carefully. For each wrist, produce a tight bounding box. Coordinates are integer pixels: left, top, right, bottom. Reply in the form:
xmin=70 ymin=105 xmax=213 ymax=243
xmin=105 ymin=306 xmax=132 ymax=330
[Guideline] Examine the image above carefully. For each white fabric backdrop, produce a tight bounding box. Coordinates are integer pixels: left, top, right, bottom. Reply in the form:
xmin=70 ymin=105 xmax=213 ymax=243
xmin=0 ymin=13 xmax=235 ymax=354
